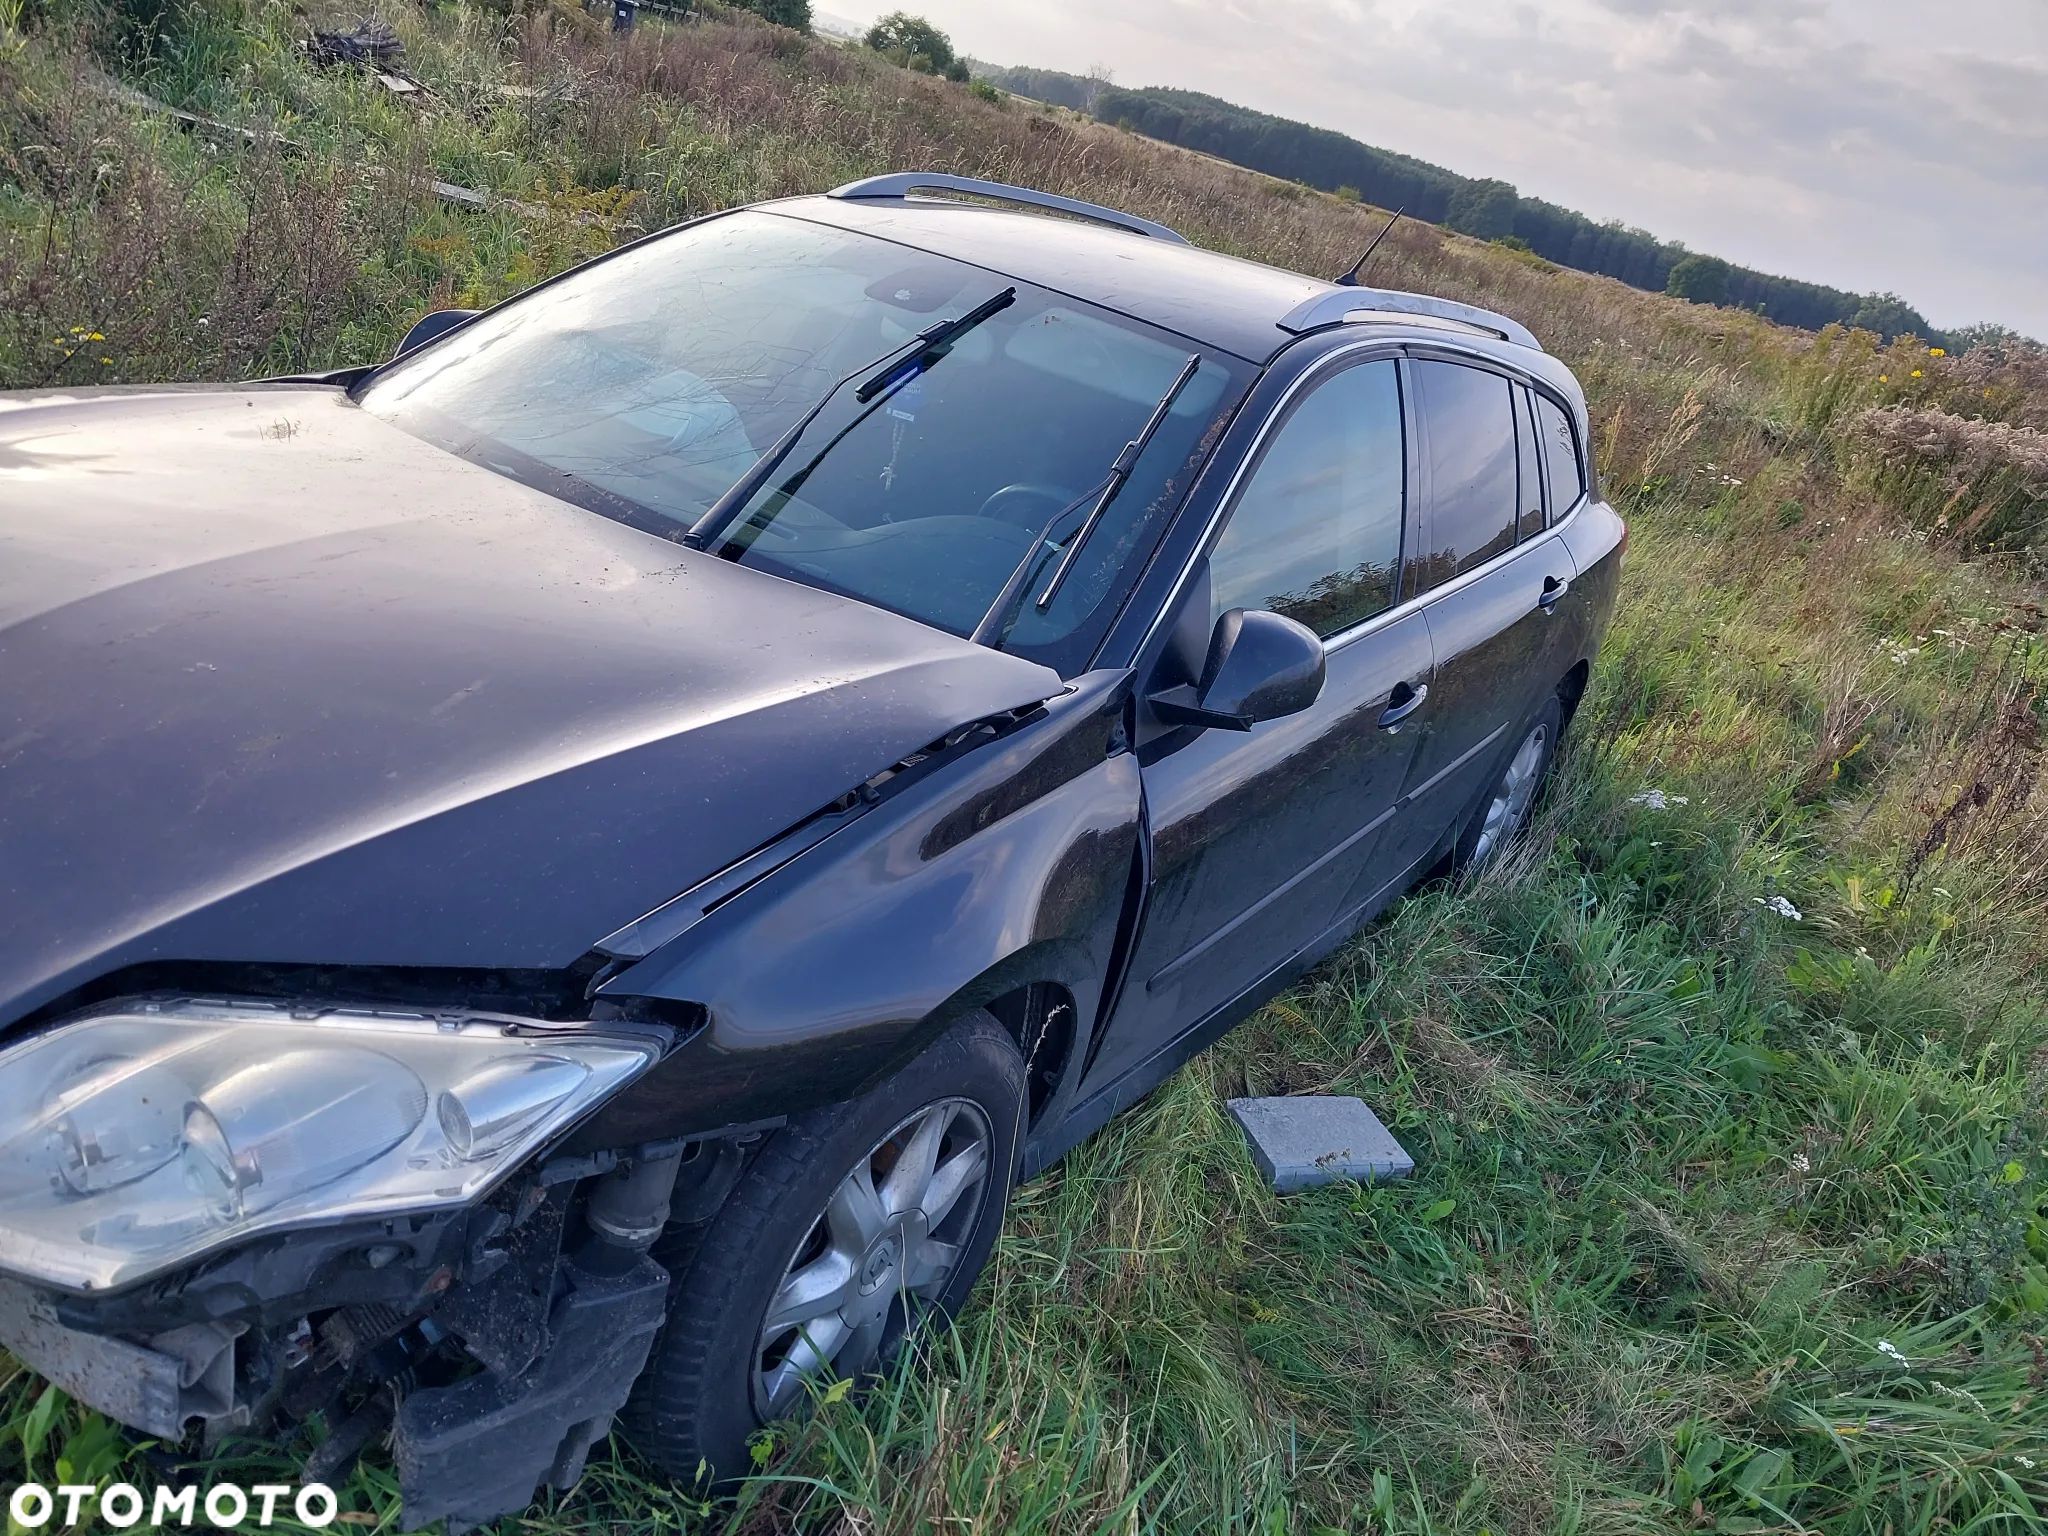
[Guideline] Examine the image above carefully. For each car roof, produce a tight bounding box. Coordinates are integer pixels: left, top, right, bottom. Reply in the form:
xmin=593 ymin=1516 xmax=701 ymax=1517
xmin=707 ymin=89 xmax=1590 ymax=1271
xmin=762 ymin=194 xmax=1583 ymax=411
xmin=765 ymin=194 xmax=1339 ymax=364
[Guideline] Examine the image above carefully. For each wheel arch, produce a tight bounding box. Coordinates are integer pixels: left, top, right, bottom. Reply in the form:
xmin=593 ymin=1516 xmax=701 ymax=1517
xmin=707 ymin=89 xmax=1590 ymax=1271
xmin=1556 ymin=657 xmax=1592 ymax=731
xmin=979 ymin=979 xmax=1080 ymax=1124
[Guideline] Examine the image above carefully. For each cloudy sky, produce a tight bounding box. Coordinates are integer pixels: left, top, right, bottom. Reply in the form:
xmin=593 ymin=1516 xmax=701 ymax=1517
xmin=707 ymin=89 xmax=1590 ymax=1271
xmin=825 ymin=0 xmax=2048 ymax=339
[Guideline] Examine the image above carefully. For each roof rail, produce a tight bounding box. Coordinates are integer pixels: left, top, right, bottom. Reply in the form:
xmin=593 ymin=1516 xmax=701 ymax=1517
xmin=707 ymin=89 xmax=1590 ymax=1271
xmin=1278 ymin=287 xmax=1542 ymax=351
xmin=826 ymin=172 xmax=1190 ymax=245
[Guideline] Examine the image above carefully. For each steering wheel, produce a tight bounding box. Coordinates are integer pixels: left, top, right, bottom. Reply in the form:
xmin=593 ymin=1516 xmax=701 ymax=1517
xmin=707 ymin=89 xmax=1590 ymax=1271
xmin=977 ymin=482 xmax=1079 ymax=530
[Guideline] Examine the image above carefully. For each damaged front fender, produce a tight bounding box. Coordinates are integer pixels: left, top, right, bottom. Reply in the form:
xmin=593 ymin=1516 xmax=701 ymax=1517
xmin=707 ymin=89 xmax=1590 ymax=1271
xmin=571 ymin=671 xmax=1146 ymax=1153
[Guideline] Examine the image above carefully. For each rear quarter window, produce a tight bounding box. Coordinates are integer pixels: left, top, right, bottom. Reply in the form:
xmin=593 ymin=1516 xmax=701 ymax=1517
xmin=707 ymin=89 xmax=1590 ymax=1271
xmin=1412 ymin=359 xmax=1518 ymax=586
xmin=1535 ymin=394 xmax=1587 ymax=514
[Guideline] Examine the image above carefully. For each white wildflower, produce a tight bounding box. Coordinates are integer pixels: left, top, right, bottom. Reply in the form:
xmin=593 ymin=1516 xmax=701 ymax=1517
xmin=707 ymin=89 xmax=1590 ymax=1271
xmin=1931 ymin=1380 xmax=1985 ymax=1413
xmin=1756 ymin=895 xmax=1802 ymax=921
xmin=1877 ymin=1339 xmax=1910 ymax=1366
xmin=1628 ymin=789 xmax=1690 ymax=810
xmin=1790 ymin=1152 xmax=1810 ymax=1172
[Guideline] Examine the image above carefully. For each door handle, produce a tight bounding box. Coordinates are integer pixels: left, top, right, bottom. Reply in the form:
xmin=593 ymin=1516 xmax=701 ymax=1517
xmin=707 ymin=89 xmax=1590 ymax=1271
xmin=1537 ymin=574 xmax=1570 ymax=611
xmin=1379 ymin=680 xmax=1428 ymax=729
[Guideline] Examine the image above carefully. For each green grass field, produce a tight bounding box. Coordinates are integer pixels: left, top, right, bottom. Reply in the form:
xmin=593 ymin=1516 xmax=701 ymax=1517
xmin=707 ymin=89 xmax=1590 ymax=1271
xmin=3 ymin=4 xmax=2045 ymax=1531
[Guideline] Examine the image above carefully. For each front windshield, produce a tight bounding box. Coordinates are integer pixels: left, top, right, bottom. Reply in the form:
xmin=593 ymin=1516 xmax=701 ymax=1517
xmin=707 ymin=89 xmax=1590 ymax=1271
xmin=360 ymin=210 xmax=1249 ymax=671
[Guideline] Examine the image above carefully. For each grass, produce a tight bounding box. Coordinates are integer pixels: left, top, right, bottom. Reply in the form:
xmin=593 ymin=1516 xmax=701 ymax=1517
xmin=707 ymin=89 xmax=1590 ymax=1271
xmin=2 ymin=2 xmax=2045 ymax=1532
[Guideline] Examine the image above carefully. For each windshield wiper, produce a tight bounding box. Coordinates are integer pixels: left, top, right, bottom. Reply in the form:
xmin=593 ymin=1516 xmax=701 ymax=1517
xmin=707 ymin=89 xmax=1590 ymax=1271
xmin=969 ymin=352 xmax=1202 ymax=650
xmin=966 ymin=478 xmax=1114 ymax=649
xmin=854 ymin=286 xmax=1017 ymax=402
xmin=684 ymin=286 xmax=1017 ymax=551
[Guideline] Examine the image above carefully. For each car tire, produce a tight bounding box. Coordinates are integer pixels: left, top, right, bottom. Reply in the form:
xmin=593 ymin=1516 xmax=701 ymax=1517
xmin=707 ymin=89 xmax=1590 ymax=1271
xmin=1451 ymin=693 xmax=1563 ymax=873
xmin=625 ymin=1011 xmax=1025 ymax=1485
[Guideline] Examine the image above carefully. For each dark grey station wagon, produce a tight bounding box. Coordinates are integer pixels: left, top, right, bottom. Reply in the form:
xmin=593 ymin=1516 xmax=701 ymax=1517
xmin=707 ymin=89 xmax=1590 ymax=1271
xmin=0 ymin=173 xmax=1623 ymax=1527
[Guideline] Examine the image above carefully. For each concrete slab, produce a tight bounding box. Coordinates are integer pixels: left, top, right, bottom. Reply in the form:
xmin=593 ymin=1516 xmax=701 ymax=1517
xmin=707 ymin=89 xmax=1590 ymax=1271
xmin=1226 ymin=1095 xmax=1414 ymax=1192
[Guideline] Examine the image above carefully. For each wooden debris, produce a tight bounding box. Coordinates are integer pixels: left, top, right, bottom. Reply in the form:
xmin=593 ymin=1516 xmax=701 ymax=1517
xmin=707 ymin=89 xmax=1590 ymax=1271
xmin=305 ymin=20 xmax=403 ymax=70
xmin=90 ymin=76 xmax=300 ymax=153
xmin=433 ymin=181 xmax=489 ymax=209
xmin=304 ymin=21 xmax=427 ymax=98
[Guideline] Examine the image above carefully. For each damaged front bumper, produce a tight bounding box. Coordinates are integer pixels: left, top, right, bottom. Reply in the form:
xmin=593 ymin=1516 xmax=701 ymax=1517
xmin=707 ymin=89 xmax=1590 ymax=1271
xmin=0 ymin=1278 xmax=242 ymax=1441
xmin=0 ymin=994 xmax=757 ymax=1531
xmin=0 ymin=1139 xmax=749 ymax=1531
xmin=391 ymin=1247 xmax=669 ymax=1528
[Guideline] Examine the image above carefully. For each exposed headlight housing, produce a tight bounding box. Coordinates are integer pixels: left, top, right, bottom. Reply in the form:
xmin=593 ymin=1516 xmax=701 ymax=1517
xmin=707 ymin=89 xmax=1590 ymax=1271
xmin=0 ymin=1000 xmax=657 ymax=1292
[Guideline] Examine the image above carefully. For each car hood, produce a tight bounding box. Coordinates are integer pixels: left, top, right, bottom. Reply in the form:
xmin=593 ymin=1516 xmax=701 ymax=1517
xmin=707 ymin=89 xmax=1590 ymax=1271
xmin=0 ymin=386 xmax=1062 ymax=1028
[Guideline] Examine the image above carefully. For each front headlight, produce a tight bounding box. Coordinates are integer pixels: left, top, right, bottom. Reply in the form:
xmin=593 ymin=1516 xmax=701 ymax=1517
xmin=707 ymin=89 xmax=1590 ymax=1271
xmin=0 ymin=1000 xmax=656 ymax=1292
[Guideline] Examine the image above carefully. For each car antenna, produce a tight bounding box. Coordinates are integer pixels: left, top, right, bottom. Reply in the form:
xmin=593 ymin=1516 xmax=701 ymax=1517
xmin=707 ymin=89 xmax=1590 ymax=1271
xmin=1333 ymin=207 xmax=1404 ymax=288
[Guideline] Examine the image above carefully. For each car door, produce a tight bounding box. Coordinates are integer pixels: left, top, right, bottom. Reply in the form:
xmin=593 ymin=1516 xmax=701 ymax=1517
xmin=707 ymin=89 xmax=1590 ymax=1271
xmin=1083 ymin=354 xmax=1432 ymax=1092
xmin=1383 ymin=355 xmax=1580 ymax=872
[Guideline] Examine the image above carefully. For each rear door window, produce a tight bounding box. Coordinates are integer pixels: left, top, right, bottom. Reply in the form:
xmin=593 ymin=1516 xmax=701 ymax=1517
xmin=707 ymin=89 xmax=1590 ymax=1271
xmin=1412 ymin=359 xmax=1518 ymax=585
xmin=1534 ymin=394 xmax=1587 ymax=514
xmin=1207 ymin=359 xmax=1405 ymax=639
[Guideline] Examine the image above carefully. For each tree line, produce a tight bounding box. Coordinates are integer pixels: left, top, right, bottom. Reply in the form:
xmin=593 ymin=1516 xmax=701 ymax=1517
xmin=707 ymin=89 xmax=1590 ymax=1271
xmin=974 ymin=70 xmax=1941 ymax=341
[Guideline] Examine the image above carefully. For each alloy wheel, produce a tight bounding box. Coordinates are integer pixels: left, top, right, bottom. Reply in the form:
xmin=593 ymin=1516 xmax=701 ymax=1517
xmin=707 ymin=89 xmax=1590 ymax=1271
xmin=752 ymin=1097 xmax=993 ymax=1417
xmin=1470 ymin=721 xmax=1547 ymax=866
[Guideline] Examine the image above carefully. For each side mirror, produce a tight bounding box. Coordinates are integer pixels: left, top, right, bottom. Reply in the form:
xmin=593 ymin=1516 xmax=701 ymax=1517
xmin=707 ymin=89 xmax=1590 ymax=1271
xmin=1148 ymin=608 xmax=1326 ymax=732
xmin=395 ymin=308 xmax=479 ymax=358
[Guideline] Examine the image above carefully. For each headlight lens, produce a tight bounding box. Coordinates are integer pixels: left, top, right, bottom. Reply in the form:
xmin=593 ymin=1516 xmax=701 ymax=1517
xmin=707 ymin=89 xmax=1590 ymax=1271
xmin=0 ymin=1001 xmax=655 ymax=1292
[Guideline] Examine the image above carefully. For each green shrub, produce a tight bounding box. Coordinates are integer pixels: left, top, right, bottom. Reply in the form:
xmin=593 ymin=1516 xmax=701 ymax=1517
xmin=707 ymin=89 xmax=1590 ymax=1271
xmin=1667 ymin=252 xmax=1731 ymax=306
xmin=864 ymin=9 xmax=965 ymax=79
xmin=729 ymin=0 xmax=810 ymax=30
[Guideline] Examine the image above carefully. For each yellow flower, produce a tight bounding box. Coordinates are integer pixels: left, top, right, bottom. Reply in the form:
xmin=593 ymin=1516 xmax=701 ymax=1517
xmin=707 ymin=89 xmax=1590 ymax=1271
xmin=1928 ymin=346 xmax=1945 ymax=357
xmin=84 ymin=332 xmax=105 ymax=343
xmin=99 ymin=357 xmax=113 ymax=365
xmin=1910 ymin=369 xmax=1924 ymax=378
xmin=1878 ymin=374 xmax=1889 ymax=383
xmin=1984 ymin=388 xmax=1995 ymax=397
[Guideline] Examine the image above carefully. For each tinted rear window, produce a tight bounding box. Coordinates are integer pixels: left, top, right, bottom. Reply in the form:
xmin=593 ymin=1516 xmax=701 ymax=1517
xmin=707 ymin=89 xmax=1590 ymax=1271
xmin=1535 ymin=394 xmax=1587 ymax=514
xmin=1413 ymin=360 xmax=1517 ymax=585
